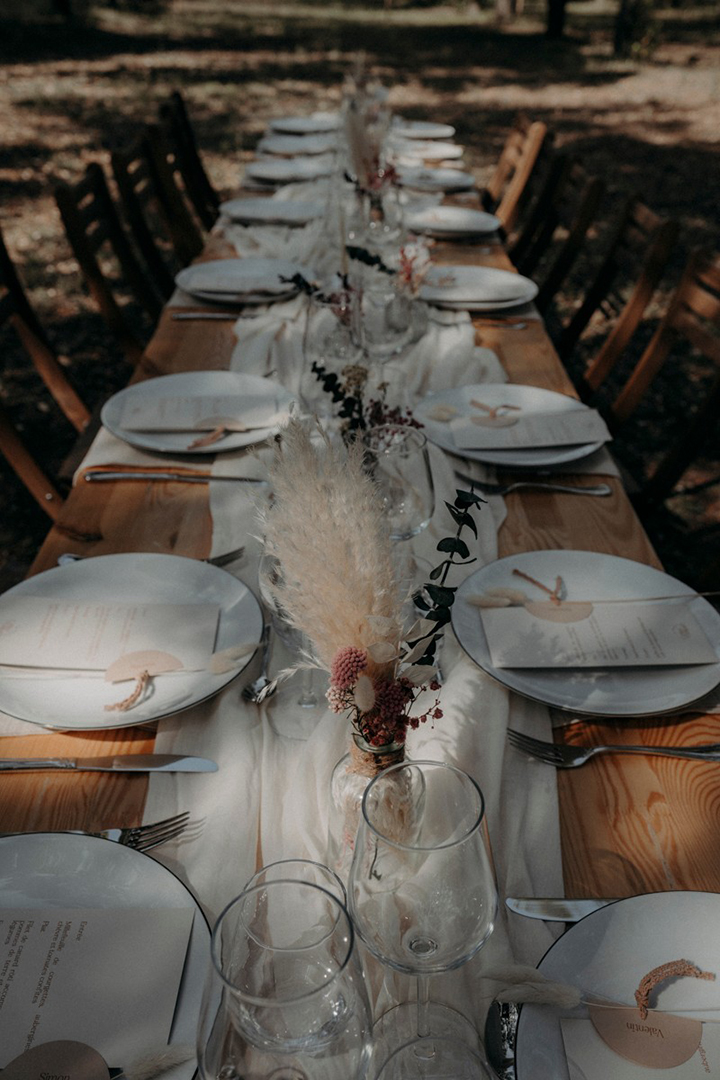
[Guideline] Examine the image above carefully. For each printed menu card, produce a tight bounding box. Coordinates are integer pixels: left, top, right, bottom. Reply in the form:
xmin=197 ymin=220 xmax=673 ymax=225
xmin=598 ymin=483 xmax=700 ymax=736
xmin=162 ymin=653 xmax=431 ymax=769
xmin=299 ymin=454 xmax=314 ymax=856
xmin=0 ymin=597 xmax=220 ymax=671
xmin=0 ymin=908 xmax=195 ymax=1067
xmin=479 ymin=600 xmax=719 ymax=668
xmin=450 ymin=408 xmax=610 ymax=450
xmin=119 ymin=393 xmax=282 ymax=432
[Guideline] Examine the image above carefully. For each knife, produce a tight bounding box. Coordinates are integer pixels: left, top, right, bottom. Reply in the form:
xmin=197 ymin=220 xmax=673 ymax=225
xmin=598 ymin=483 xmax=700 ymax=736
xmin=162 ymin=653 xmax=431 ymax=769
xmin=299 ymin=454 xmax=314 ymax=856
xmin=84 ymin=471 xmax=267 ymax=485
xmin=505 ymin=896 xmax=619 ymax=922
xmin=0 ymin=755 xmax=218 ymax=773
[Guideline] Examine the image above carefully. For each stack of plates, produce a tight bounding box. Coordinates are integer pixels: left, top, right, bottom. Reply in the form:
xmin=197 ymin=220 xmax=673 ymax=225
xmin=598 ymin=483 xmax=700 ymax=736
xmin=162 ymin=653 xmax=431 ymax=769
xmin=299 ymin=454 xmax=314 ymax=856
xmin=392 ymin=119 xmax=456 ymax=140
xmin=405 ymin=206 xmax=500 ymax=239
xmin=269 ymin=111 xmax=341 ymax=135
xmin=397 ymin=166 xmax=475 ymax=192
xmin=218 ymin=198 xmax=324 ymax=226
xmin=245 ymin=156 xmax=335 ymax=185
xmin=419 ymin=264 xmax=537 ymax=311
xmin=257 ymin=132 xmax=337 ymax=157
xmin=175 ymin=257 xmax=310 ymax=305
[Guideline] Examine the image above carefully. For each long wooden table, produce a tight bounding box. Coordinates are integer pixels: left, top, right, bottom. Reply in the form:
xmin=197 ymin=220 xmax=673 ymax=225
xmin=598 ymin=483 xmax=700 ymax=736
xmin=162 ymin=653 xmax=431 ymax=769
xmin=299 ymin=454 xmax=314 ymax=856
xmin=2 ymin=196 xmax=719 ymax=908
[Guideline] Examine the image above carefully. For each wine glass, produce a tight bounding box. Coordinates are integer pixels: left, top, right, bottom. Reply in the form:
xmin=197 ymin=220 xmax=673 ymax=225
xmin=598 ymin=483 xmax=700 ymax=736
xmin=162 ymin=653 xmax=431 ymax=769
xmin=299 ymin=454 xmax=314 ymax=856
xmin=348 ymin=761 xmax=497 ymax=1076
xmin=362 ymin=425 xmax=435 ymax=541
xmin=359 ymin=277 xmax=412 ymax=361
xmin=258 ymin=552 xmax=320 ymax=710
xmin=197 ymin=879 xmax=373 ymax=1080
xmin=246 ymin=858 xmax=347 ymax=906
xmin=299 ymin=287 xmax=362 ymax=420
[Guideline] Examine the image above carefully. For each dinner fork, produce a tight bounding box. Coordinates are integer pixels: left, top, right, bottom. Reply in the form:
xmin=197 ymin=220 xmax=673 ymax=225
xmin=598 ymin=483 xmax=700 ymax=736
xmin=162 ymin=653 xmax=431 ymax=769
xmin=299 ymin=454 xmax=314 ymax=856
xmin=507 ymin=729 xmax=720 ymax=767
xmin=453 ymin=473 xmax=612 ymax=497
xmin=86 ymin=811 xmax=191 ymax=850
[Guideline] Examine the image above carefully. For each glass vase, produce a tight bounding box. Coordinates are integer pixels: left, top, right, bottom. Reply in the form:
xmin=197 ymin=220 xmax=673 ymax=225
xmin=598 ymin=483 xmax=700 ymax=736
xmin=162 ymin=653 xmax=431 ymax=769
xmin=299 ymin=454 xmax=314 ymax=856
xmin=327 ymin=733 xmax=405 ymax=883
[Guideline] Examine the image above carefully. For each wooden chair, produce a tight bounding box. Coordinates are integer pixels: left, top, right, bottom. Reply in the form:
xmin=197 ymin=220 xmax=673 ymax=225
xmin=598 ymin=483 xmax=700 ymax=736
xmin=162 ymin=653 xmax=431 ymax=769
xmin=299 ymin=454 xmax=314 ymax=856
xmin=561 ymin=198 xmax=679 ymax=394
xmin=606 ymin=249 xmax=720 ymax=506
xmin=509 ymin=152 xmax=605 ymax=315
xmin=111 ymin=125 xmax=203 ymax=299
xmin=0 ymin=228 xmax=92 ymax=519
xmin=481 ymin=118 xmax=551 ymax=235
xmin=54 ymin=163 xmax=164 ymax=366
xmin=158 ymin=90 xmax=219 ymax=231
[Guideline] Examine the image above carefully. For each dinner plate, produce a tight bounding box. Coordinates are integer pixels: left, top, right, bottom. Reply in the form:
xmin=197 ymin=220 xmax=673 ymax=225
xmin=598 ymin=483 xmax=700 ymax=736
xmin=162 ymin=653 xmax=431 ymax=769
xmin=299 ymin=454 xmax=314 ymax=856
xmin=0 ymin=832 xmax=209 ymax=1079
xmin=452 ymin=550 xmax=720 ymax=716
xmin=102 ymin=371 xmax=295 ymax=455
xmin=392 ymin=120 xmax=456 ymax=140
xmin=397 ymin=166 xmax=475 ymax=192
xmin=414 ymin=384 xmax=602 ymax=468
xmin=0 ymin=553 xmax=263 ymax=730
xmin=218 ymin=197 xmax=325 ymax=226
xmin=175 ymin=257 xmax=309 ymax=305
xmin=420 ymin=264 xmax=538 ymax=310
xmin=391 ymin=139 xmax=465 ymax=161
xmin=405 ymin=205 xmax=501 ymax=239
xmin=515 ymin=892 xmax=720 ymax=1080
xmin=269 ymin=111 xmax=341 ymax=134
xmin=257 ymin=132 xmax=337 ymax=157
xmin=245 ymin=156 xmax=335 ymax=184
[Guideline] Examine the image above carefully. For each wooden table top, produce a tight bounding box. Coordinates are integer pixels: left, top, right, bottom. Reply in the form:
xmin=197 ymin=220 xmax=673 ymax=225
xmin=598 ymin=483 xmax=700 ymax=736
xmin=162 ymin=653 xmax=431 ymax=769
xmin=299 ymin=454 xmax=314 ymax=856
xmin=2 ymin=213 xmax=719 ymax=903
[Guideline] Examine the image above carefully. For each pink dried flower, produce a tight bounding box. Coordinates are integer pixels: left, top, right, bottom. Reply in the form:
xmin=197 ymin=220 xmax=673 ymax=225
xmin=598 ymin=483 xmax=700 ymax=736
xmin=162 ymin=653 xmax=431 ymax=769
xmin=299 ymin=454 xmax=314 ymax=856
xmin=330 ymin=646 xmax=368 ymax=690
xmin=326 ymin=685 xmax=349 ymax=714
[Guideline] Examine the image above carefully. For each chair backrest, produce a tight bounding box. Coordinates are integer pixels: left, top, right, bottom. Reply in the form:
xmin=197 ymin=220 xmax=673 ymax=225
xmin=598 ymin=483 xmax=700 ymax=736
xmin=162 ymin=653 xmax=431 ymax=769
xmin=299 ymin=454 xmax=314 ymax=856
xmin=111 ymin=130 xmax=178 ymax=301
xmin=158 ymin=90 xmax=219 ymax=231
xmin=0 ymin=226 xmax=90 ymax=435
xmin=510 ymin=152 xmax=605 ymax=315
xmin=609 ymin=249 xmax=720 ymax=504
xmin=144 ymin=123 xmax=205 ymax=267
xmin=484 ymin=119 xmax=551 ymax=235
xmin=54 ymin=162 xmax=162 ymax=366
xmin=568 ymin=198 xmax=679 ymax=391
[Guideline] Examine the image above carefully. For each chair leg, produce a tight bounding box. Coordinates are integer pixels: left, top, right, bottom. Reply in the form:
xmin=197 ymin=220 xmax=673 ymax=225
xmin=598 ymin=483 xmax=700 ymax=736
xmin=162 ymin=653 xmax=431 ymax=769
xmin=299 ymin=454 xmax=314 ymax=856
xmin=0 ymin=406 xmax=65 ymax=521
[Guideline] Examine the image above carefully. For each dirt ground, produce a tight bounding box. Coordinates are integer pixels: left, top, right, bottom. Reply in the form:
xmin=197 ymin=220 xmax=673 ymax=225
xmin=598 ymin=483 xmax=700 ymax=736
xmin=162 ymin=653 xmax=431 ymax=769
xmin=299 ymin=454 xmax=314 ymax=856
xmin=1 ymin=1 xmax=719 ymax=588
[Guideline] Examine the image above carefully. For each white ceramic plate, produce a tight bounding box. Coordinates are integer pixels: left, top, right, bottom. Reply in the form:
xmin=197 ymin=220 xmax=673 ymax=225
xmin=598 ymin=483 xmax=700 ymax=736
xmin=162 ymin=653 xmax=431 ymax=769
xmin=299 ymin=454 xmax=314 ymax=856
xmin=0 ymin=832 xmax=208 ymax=1078
xmin=269 ymin=111 xmax=341 ymax=134
xmin=393 ymin=120 xmax=456 ymax=140
xmin=102 ymin=371 xmax=295 ymax=455
xmin=397 ymin=166 xmax=475 ymax=192
xmin=175 ymin=257 xmax=309 ymax=305
xmin=420 ymin=265 xmax=538 ymax=310
xmin=414 ymin=384 xmax=602 ymax=468
xmin=516 ymin=892 xmax=720 ymax=1080
xmin=392 ymin=139 xmax=465 ymax=161
xmin=452 ymin=550 xmax=720 ymax=716
xmin=405 ymin=206 xmax=501 ymax=238
xmin=245 ymin=156 xmax=334 ymax=184
xmin=258 ymin=132 xmax=337 ymax=157
xmin=0 ymin=554 xmax=264 ymax=730
xmin=218 ymin=197 xmax=325 ymax=226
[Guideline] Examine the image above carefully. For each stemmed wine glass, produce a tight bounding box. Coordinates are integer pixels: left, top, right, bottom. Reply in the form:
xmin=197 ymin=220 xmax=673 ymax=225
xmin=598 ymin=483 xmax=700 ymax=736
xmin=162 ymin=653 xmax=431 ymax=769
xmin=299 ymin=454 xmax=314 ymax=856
xmin=362 ymin=425 xmax=435 ymax=541
xmin=196 ymin=879 xmax=373 ymax=1080
xmin=348 ymin=760 xmax=498 ymax=1077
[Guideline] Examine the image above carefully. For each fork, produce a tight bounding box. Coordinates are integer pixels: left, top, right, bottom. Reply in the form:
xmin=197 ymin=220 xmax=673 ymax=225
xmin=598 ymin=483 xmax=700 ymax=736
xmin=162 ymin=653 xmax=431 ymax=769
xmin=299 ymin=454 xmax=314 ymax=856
xmin=85 ymin=811 xmax=191 ymax=850
xmin=454 ymin=472 xmax=612 ymax=497
xmin=507 ymin=729 xmax=720 ymax=767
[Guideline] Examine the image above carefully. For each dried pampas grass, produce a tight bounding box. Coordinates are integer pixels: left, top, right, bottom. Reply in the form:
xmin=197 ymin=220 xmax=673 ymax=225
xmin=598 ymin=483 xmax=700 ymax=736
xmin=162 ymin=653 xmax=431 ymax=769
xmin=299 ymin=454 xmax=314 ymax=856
xmin=260 ymin=420 xmax=402 ymax=676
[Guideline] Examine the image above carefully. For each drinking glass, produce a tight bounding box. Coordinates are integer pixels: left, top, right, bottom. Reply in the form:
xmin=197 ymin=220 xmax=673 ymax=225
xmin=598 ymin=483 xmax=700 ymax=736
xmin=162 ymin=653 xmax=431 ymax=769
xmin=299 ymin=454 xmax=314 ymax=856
xmin=300 ymin=288 xmax=362 ymax=419
xmin=258 ymin=552 xmax=319 ymax=709
xmin=348 ymin=761 xmax=497 ymax=1076
xmin=362 ymin=425 xmax=435 ymax=541
xmin=197 ymin=880 xmax=373 ymax=1080
xmin=359 ymin=278 xmax=412 ymax=361
xmin=246 ymin=859 xmax=346 ymax=905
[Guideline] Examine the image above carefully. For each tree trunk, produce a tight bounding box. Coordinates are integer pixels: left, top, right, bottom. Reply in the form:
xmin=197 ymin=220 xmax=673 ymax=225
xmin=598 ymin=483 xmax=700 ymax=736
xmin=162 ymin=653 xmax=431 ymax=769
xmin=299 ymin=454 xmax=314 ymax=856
xmin=546 ymin=0 xmax=567 ymax=37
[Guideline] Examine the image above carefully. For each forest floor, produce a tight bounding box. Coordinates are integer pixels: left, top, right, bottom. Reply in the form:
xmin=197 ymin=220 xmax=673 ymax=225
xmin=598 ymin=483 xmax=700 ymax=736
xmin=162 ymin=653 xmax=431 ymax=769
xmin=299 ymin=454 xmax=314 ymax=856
xmin=1 ymin=0 xmax=719 ymax=588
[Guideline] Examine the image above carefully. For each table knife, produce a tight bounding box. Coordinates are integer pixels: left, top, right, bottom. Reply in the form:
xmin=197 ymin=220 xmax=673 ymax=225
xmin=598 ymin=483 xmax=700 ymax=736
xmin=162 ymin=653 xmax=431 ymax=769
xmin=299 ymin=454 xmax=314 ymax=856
xmin=505 ymin=896 xmax=619 ymax=921
xmin=0 ymin=755 xmax=218 ymax=773
xmin=83 ymin=471 xmax=267 ymax=484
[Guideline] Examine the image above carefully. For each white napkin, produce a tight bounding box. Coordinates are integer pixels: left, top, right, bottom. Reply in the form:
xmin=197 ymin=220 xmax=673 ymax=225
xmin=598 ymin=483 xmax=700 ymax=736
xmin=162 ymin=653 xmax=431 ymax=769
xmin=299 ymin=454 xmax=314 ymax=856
xmin=222 ymin=219 xmax=324 ymax=263
xmin=230 ymin=295 xmax=308 ymax=393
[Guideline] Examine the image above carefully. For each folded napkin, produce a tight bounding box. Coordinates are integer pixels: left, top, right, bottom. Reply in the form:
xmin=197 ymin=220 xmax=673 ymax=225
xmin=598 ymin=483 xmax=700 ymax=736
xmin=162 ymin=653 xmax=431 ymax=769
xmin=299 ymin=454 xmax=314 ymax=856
xmin=222 ymin=219 xmax=324 ymax=264
xmin=230 ymin=295 xmax=308 ymax=393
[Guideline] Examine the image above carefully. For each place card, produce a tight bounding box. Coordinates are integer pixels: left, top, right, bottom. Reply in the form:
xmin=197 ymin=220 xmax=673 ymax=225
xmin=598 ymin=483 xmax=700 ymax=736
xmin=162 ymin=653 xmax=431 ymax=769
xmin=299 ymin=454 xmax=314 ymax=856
xmin=561 ymin=1016 xmax=720 ymax=1079
xmin=450 ymin=408 xmax=611 ymax=450
xmin=0 ymin=907 xmax=195 ymax=1068
xmin=119 ymin=393 xmax=282 ymax=433
xmin=479 ymin=599 xmax=719 ymax=668
xmin=0 ymin=597 xmax=220 ymax=671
